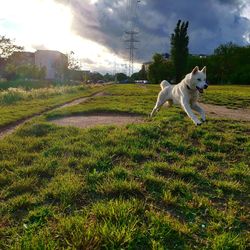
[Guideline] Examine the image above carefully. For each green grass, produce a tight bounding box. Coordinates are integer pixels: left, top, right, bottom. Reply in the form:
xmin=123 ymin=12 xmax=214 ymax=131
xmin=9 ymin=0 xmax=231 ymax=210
xmin=0 ymin=84 xmax=106 ymax=127
xmin=200 ymin=85 xmax=250 ymax=108
xmin=0 ymin=84 xmax=249 ymax=249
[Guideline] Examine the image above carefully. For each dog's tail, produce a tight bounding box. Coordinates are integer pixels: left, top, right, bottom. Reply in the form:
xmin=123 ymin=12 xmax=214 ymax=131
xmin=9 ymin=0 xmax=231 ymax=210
xmin=160 ymin=80 xmax=171 ymax=90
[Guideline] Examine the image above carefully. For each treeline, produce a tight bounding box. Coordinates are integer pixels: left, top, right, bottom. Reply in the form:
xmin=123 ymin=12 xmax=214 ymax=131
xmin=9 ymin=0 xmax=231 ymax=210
xmin=147 ymin=42 xmax=250 ymax=85
xmin=189 ymin=42 xmax=250 ymax=84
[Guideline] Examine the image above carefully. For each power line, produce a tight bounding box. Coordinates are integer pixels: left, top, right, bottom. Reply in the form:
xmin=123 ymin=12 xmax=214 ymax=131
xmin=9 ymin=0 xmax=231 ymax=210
xmin=124 ymin=0 xmax=140 ymax=76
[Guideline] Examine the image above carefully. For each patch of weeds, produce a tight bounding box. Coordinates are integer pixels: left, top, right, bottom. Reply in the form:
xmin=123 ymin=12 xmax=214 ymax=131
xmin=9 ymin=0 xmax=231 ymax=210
xmin=168 ymin=179 xmax=194 ymax=201
xmin=97 ymin=178 xmax=143 ymax=199
xmin=161 ymin=151 xmax=182 ymax=163
xmin=162 ymin=190 xmax=178 ymax=205
xmin=212 ymin=180 xmax=243 ymax=193
xmin=144 ymin=174 xmax=166 ymax=196
xmin=42 ymin=172 xmax=85 ymax=206
xmin=206 ymin=164 xmax=224 ymax=179
xmin=14 ymin=227 xmax=58 ymax=250
xmin=186 ymin=154 xmax=209 ymax=169
xmin=109 ymin=166 xmax=130 ymax=180
xmin=7 ymin=194 xmax=38 ymax=213
xmin=210 ymin=232 xmax=247 ymax=250
xmin=146 ymin=210 xmax=189 ymax=249
xmin=205 ymin=152 xmax=225 ymax=161
xmin=94 ymin=157 xmax=114 ymax=172
xmin=225 ymin=162 xmax=249 ymax=182
xmin=55 ymin=214 xmax=99 ymax=249
xmin=23 ymin=206 xmax=54 ymax=231
xmin=0 ymin=172 xmax=13 ymax=187
xmin=6 ymin=176 xmax=39 ymax=198
xmin=23 ymin=157 xmax=59 ymax=179
xmin=17 ymin=123 xmax=57 ymax=137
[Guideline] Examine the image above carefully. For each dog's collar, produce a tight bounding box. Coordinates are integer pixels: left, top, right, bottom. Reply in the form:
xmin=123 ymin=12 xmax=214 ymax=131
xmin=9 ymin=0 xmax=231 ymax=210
xmin=186 ymin=85 xmax=198 ymax=91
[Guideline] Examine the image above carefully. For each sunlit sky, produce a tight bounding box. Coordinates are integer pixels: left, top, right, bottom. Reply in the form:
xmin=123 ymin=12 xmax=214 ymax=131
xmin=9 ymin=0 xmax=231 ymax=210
xmin=0 ymin=0 xmax=250 ymax=74
xmin=0 ymin=0 xmax=134 ymax=74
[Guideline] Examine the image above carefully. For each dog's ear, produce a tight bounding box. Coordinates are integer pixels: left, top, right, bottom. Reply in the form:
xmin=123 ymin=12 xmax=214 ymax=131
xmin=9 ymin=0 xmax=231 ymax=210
xmin=191 ymin=66 xmax=199 ymax=75
xmin=201 ymin=66 xmax=206 ymax=74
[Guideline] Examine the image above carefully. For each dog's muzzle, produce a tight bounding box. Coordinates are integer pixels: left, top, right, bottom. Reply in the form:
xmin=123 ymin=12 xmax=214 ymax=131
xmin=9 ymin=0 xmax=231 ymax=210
xmin=204 ymin=84 xmax=208 ymax=89
xmin=196 ymin=86 xmax=204 ymax=93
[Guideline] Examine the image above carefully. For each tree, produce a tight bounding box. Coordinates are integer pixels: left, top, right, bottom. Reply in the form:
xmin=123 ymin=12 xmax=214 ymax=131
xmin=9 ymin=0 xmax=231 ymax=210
xmin=0 ymin=35 xmax=23 ymax=58
xmin=170 ymin=20 xmax=189 ymax=83
xmin=5 ymin=63 xmax=46 ymax=80
xmin=115 ymin=72 xmax=127 ymax=82
xmin=68 ymin=51 xmax=81 ymax=70
xmin=213 ymin=42 xmax=240 ymax=83
xmin=139 ymin=64 xmax=147 ymax=80
xmin=89 ymin=72 xmax=104 ymax=82
xmin=131 ymin=72 xmax=140 ymax=81
xmin=4 ymin=63 xmax=46 ymax=80
xmin=103 ymin=73 xmax=114 ymax=82
xmin=147 ymin=53 xmax=168 ymax=84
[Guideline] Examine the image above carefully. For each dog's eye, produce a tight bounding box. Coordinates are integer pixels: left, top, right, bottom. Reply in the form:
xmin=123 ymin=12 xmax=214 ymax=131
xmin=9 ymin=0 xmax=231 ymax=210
xmin=197 ymin=78 xmax=201 ymax=81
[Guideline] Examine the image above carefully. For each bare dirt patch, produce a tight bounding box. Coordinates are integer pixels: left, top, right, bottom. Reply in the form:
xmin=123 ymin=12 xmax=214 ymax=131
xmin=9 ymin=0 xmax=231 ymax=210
xmin=0 ymin=92 xmax=105 ymax=139
xmin=50 ymin=113 xmax=143 ymax=128
xmin=199 ymin=103 xmax=250 ymax=121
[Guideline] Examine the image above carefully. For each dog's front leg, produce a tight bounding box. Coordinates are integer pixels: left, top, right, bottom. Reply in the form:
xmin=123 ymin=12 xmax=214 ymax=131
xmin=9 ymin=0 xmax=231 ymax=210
xmin=191 ymin=103 xmax=206 ymax=122
xmin=181 ymin=99 xmax=202 ymax=125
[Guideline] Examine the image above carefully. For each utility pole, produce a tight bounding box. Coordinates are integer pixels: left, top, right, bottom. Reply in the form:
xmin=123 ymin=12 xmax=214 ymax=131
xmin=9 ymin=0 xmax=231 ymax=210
xmin=124 ymin=0 xmax=140 ymax=76
xmin=125 ymin=31 xmax=139 ymax=76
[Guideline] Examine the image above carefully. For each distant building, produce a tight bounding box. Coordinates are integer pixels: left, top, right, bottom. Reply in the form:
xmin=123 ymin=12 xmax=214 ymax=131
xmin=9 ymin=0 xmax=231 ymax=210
xmin=35 ymin=50 xmax=68 ymax=81
xmin=8 ymin=50 xmax=68 ymax=81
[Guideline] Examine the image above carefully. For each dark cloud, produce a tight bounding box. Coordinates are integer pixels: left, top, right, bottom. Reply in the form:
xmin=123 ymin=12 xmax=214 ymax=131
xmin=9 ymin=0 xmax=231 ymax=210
xmin=58 ymin=0 xmax=250 ymax=63
xmin=216 ymin=0 xmax=243 ymax=5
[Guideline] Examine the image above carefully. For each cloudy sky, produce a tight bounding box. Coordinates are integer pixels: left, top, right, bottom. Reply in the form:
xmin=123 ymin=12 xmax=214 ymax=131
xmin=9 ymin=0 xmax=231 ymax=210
xmin=0 ymin=0 xmax=250 ymax=74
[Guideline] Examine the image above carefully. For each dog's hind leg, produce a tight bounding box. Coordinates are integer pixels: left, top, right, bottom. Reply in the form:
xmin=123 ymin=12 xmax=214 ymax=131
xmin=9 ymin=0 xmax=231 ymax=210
xmin=150 ymin=92 xmax=167 ymax=117
xmin=191 ymin=103 xmax=206 ymax=122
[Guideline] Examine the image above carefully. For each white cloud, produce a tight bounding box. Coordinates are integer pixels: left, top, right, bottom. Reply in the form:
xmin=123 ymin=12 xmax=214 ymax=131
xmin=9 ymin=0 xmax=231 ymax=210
xmin=241 ymin=2 xmax=250 ymax=19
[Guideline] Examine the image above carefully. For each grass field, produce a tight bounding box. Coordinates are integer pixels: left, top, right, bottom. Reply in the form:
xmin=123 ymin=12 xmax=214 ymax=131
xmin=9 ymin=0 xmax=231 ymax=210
xmin=0 ymin=84 xmax=106 ymax=127
xmin=200 ymin=85 xmax=250 ymax=109
xmin=0 ymin=84 xmax=249 ymax=249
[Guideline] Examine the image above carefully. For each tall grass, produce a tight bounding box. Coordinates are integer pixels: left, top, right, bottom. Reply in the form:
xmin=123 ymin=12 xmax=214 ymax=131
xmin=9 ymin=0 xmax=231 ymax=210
xmin=0 ymin=86 xmax=86 ymax=105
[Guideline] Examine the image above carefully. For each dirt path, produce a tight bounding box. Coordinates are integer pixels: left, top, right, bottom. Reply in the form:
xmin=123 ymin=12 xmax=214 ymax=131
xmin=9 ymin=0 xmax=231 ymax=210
xmin=51 ymin=113 xmax=143 ymax=128
xmin=59 ymin=92 xmax=106 ymax=109
xmin=0 ymin=91 xmax=104 ymax=139
xmin=199 ymin=103 xmax=250 ymax=121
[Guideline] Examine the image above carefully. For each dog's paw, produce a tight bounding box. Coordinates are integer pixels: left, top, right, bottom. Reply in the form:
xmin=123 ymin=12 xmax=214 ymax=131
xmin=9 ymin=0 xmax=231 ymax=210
xmin=201 ymin=119 xmax=206 ymax=123
xmin=194 ymin=120 xmax=202 ymax=126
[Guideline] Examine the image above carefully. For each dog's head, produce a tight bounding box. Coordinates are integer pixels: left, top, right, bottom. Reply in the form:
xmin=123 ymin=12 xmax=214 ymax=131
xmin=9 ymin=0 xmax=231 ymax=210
xmin=189 ymin=66 xmax=208 ymax=93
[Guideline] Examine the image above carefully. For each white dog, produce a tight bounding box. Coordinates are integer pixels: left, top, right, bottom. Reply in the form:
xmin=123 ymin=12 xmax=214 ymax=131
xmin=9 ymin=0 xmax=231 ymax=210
xmin=150 ymin=66 xmax=208 ymax=125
